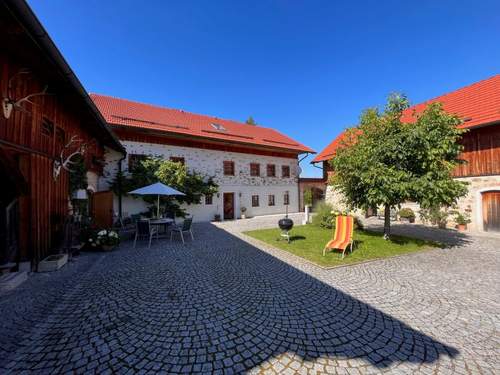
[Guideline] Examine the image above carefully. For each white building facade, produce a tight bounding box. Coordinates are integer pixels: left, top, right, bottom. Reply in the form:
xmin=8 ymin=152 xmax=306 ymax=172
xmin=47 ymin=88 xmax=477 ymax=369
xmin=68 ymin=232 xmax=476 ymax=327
xmin=101 ymin=141 xmax=302 ymax=222
xmin=91 ymin=93 xmax=314 ymax=223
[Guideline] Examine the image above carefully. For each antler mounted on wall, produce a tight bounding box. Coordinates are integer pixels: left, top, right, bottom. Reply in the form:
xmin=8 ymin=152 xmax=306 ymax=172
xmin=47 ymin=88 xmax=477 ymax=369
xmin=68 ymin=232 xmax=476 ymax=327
xmin=2 ymin=69 xmax=52 ymax=119
xmin=53 ymin=135 xmax=88 ymax=180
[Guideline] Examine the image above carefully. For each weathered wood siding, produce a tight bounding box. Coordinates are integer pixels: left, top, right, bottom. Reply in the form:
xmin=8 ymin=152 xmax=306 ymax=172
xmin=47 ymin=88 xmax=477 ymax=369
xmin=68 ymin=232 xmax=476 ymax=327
xmin=454 ymin=125 xmax=500 ymax=177
xmin=0 ymin=52 xmax=105 ymax=264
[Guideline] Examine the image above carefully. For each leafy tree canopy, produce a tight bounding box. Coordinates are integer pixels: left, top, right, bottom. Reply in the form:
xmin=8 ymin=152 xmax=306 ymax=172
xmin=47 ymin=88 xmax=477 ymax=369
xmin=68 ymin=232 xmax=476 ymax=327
xmin=245 ymin=116 xmax=256 ymax=125
xmin=330 ymin=93 xmax=468 ymax=238
xmin=111 ymin=158 xmax=218 ymax=217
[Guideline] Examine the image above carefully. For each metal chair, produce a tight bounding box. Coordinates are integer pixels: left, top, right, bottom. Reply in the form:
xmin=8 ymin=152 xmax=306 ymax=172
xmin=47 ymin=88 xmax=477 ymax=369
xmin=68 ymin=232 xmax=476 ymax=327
xmin=133 ymin=220 xmax=157 ymax=248
xmin=170 ymin=217 xmax=194 ymax=244
xmin=164 ymin=211 xmax=176 ymax=223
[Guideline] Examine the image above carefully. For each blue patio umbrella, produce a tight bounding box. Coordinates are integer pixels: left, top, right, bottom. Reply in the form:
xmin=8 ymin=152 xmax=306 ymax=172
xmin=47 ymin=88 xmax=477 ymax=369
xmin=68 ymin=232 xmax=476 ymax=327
xmin=129 ymin=182 xmax=185 ymax=218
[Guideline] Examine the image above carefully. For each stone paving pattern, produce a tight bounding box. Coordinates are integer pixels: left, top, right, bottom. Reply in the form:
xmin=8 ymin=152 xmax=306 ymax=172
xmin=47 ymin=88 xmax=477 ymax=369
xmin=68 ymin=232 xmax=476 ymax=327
xmin=0 ymin=218 xmax=499 ymax=374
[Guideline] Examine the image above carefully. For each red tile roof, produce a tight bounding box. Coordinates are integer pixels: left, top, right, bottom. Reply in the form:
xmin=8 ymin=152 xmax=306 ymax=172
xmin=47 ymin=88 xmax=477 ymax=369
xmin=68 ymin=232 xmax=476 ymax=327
xmin=312 ymin=74 xmax=500 ymax=163
xmin=90 ymin=94 xmax=314 ymax=154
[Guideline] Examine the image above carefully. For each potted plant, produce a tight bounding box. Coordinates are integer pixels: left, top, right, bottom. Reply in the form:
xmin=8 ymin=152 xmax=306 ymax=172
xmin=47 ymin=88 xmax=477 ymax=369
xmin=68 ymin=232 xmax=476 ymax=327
xmin=454 ymin=211 xmax=471 ymax=231
xmin=213 ymin=213 xmax=221 ymax=222
xmin=96 ymin=229 xmax=120 ymax=251
xmin=398 ymin=208 xmax=415 ymax=223
xmin=240 ymin=206 xmax=247 ymax=219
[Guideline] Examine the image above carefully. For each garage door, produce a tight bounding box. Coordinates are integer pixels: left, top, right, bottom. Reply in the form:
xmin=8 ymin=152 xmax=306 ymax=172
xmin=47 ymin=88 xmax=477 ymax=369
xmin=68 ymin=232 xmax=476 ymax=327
xmin=482 ymin=191 xmax=500 ymax=232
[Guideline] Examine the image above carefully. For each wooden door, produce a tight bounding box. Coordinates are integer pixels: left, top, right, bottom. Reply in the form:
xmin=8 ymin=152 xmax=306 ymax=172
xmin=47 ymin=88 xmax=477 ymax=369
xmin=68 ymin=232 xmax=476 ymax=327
xmin=223 ymin=193 xmax=234 ymax=220
xmin=482 ymin=191 xmax=500 ymax=232
xmin=92 ymin=191 xmax=114 ymax=228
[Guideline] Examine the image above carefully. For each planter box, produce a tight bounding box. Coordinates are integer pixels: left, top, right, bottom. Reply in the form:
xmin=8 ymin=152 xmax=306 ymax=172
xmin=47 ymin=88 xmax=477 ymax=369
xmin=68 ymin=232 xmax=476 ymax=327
xmin=38 ymin=254 xmax=68 ymax=272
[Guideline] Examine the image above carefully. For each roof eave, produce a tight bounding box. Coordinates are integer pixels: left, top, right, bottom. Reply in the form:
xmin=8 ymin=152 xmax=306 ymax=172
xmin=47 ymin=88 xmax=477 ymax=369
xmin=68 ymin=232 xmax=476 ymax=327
xmin=109 ymin=123 xmax=314 ymax=155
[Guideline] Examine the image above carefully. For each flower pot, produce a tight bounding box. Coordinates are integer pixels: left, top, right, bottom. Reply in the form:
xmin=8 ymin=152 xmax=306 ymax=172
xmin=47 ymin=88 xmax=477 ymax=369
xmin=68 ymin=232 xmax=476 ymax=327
xmin=241 ymin=214 xmax=246 ymax=219
xmin=457 ymin=224 xmax=467 ymax=232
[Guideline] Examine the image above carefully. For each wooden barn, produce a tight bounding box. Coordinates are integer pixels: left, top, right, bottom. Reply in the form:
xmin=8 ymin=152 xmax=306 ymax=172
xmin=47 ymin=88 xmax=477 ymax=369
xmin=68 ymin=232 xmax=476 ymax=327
xmin=0 ymin=0 xmax=125 ymax=271
xmin=313 ymin=75 xmax=500 ymax=233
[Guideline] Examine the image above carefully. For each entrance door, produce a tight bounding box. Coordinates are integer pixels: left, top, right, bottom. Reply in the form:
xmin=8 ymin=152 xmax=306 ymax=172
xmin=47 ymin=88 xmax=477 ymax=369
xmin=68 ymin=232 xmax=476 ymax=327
xmin=223 ymin=193 xmax=235 ymax=220
xmin=92 ymin=191 xmax=114 ymax=228
xmin=482 ymin=191 xmax=500 ymax=232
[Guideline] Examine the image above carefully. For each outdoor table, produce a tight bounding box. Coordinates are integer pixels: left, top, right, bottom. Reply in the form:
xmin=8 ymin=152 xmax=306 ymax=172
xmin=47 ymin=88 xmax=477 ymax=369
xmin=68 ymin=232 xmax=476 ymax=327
xmin=150 ymin=218 xmax=174 ymax=237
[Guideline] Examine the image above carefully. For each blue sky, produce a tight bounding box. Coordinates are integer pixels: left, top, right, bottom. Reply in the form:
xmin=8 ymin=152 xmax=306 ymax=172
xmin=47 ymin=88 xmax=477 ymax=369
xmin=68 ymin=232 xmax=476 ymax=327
xmin=29 ymin=0 xmax=500 ymax=177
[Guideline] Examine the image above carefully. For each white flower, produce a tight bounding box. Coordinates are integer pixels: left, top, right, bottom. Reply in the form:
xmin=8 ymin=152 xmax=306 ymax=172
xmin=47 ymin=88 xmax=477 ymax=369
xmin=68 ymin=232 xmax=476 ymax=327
xmin=98 ymin=230 xmax=107 ymax=236
xmin=88 ymin=239 xmax=93 ymax=242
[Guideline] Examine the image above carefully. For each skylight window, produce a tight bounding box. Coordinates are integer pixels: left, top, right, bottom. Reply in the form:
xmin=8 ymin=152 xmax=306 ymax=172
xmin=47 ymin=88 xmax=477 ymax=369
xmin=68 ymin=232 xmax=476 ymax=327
xmin=211 ymin=123 xmax=226 ymax=131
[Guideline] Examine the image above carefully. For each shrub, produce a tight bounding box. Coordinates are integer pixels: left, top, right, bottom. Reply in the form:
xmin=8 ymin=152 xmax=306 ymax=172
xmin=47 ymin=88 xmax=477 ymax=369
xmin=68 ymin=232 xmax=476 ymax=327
xmin=311 ymin=202 xmax=335 ymax=228
xmin=398 ymin=208 xmax=415 ymax=219
xmin=453 ymin=211 xmax=471 ymax=225
xmin=420 ymin=206 xmax=449 ymax=228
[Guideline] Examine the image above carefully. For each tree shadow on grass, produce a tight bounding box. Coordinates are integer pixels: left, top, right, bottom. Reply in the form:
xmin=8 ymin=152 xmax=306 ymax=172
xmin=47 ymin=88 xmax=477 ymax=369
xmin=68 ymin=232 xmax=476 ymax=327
xmin=0 ymin=223 xmax=460 ymax=373
xmin=363 ymin=219 xmax=473 ymax=248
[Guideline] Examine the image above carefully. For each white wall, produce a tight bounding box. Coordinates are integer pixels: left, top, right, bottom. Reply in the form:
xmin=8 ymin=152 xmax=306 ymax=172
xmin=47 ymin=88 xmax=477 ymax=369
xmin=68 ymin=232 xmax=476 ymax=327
xmin=100 ymin=141 xmax=301 ymax=222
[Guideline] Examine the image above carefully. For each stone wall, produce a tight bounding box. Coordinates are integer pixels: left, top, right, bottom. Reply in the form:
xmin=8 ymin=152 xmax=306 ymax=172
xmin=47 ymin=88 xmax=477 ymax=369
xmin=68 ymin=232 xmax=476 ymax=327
xmin=325 ymin=176 xmax=500 ymax=233
xmin=100 ymin=141 xmax=301 ymax=222
xmin=454 ymin=175 xmax=500 ymax=232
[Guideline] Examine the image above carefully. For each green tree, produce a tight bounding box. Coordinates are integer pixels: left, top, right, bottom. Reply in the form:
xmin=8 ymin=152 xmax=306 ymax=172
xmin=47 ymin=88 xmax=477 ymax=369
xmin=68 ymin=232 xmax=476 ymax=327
xmin=245 ymin=116 xmax=256 ymax=125
xmin=303 ymin=188 xmax=313 ymax=207
xmin=111 ymin=158 xmax=218 ymax=217
xmin=331 ymin=93 xmax=468 ymax=238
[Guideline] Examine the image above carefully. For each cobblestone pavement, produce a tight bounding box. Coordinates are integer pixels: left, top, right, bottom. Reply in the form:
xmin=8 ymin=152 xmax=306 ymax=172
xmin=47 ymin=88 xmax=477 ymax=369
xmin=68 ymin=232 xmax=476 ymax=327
xmin=1 ymin=220 xmax=499 ymax=374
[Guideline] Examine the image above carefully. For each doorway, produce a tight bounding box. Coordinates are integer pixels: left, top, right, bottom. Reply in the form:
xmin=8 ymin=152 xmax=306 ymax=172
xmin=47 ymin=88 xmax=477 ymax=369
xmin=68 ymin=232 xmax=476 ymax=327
xmin=482 ymin=191 xmax=500 ymax=232
xmin=223 ymin=193 xmax=235 ymax=220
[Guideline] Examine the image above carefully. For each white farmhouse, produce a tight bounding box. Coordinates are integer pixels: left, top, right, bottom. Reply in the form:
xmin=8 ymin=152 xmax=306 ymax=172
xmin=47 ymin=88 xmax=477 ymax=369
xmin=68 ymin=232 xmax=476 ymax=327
xmin=91 ymin=94 xmax=314 ymax=222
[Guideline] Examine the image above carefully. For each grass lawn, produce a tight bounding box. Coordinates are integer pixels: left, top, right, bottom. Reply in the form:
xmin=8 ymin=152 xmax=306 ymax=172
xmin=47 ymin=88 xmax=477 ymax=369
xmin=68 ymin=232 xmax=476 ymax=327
xmin=244 ymin=225 xmax=441 ymax=267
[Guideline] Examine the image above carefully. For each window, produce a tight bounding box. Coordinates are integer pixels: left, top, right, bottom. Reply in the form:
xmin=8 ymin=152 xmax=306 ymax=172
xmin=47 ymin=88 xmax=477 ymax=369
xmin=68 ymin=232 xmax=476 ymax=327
xmin=223 ymin=161 xmax=235 ymax=176
xmin=268 ymin=195 xmax=275 ymax=206
xmin=252 ymin=195 xmax=259 ymax=207
xmin=170 ymin=157 xmax=185 ymax=165
xmin=284 ymin=192 xmax=290 ymax=205
xmin=205 ymin=194 xmax=213 ymax=205
xmin=128 ymin=154 xmax=147 ymax=171
xmin=211 ymin=123 xmax=226 ymax=131
xmin=267 ymin=164 xmax=276 ymax=177
xmin=41 ymin=118 xmax=54 ymax=137
xmin=282 ymin=165 xmax=290 ymax=178
xmin=250 ymin=163 xmax=260 ymax=176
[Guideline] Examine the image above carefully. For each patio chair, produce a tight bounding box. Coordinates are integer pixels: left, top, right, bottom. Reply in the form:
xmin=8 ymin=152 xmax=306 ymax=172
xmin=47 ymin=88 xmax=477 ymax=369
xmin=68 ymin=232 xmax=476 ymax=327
xmin=133 ymin=220 xmax=158 ymax=249
xmin=170 ymin=217 xmax=194 ymax=244
xmin=323 ymin=215 xmax=354 ymax=259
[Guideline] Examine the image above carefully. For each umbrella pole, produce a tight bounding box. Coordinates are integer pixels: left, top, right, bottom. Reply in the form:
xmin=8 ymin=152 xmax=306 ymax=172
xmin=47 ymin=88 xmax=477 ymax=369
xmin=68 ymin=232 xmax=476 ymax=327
xmin=157 ymin=195 xmax=160 ymax=218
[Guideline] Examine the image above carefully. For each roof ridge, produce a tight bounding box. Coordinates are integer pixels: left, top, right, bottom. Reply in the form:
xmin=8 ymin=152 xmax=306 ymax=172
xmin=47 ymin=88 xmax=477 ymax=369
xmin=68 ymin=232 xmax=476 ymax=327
xmin=90 ymin=92 xmax=274 ymax=132
xmin=406 ymin=74 xmax=500 ymax=109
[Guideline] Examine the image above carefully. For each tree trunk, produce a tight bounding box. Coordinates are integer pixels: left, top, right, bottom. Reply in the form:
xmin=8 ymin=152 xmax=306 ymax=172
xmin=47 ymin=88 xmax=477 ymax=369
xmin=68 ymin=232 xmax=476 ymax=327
xmin=384 ymin=204 xmax=391 ymax=239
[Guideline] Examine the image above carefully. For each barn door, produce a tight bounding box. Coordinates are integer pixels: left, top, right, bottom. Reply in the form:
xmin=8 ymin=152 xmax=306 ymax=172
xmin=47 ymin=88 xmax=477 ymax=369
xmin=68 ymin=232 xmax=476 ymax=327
xmin=92 ymin=191 xmax=114 ymax=228
xmin=482 ymin=191 xmax=500 ymax=232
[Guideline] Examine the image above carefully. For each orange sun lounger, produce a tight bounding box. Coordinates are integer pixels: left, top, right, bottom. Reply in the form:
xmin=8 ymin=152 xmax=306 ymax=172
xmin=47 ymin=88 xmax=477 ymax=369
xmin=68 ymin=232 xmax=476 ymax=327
xmin=322 ymin=215 xmax=354 ymax=259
